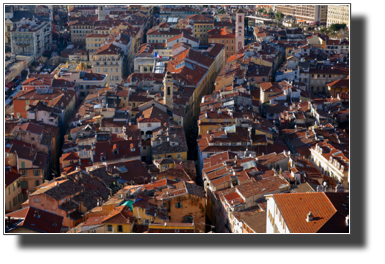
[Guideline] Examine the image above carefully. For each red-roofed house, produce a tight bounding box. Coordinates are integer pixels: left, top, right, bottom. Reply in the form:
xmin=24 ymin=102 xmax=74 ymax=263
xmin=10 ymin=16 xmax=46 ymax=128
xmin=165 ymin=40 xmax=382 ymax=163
xmin=166 ymin=32 xmax=200 ymax=49
xmin=266 ymin=192 xmax=349 ymax=233
xmin=5 ymin=206 xmax=64 ymax=233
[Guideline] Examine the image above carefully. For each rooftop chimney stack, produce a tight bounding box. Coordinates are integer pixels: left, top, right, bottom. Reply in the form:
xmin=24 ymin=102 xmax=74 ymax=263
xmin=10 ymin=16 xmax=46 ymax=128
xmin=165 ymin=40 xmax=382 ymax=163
xmin=306 ymin=211 xmax=313 ymax=222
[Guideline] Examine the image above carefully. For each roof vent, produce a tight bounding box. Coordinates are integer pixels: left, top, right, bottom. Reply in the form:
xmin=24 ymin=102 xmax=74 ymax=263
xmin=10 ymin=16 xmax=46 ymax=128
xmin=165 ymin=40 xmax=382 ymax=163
xmin=306 ymin=211 xmax=313 ymax=222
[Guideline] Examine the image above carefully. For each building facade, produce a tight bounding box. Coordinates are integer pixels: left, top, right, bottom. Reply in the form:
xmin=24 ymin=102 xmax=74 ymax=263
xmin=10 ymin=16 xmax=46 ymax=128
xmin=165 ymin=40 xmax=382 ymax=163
xmin=275 ymin=5 xmax=328 ymax=24
xmin=10 ymin=17 xmax=52 ymax=58
xmin=327 ymin=5 xmax=349 ymax=28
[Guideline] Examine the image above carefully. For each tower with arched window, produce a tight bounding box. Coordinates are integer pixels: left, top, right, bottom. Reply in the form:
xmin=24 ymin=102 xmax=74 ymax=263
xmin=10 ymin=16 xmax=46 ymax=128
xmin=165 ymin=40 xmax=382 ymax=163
xmin=235 ymin=9 xmax=245 ymax=52
xmin=98 ymin=5 xmax=106 ymax=21
xmin=163 ymin=71 xmax=174 ymax=109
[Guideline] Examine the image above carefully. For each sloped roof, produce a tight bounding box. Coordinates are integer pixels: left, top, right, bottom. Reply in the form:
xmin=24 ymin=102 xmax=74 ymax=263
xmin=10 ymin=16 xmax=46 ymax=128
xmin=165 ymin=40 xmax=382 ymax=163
xmin=5 ymin=207 xmax=63 ymax=233
xmin=273 ymin=192 xmax=349 ymax=233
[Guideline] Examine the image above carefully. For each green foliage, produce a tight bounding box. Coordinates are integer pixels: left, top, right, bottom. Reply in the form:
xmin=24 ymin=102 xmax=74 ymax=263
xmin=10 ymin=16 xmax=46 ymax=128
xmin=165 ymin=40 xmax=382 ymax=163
xmin=329 ymin=23 xmax=346 ymax=32
xmin=275 ymin=11 xmax=284 ymax=21
xmin=320 ymin=27 xmax=327 ymax=33
xmin=218 ymin=9 xmax=225 ymax=14
xmin=202 ymin=5 xmax=208 ymax=8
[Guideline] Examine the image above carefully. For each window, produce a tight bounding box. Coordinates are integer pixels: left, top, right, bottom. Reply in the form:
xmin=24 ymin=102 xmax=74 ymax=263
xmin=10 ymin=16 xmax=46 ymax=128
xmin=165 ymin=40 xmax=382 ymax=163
xmin=8 ymin=187 xmax=10 ymax=195
xmin=177 ymin=154 xmax=181 ymax=158
xmin=21 ymin=162 xmax=25 ymax=168
xmin=13 ymin=183 xmax=15 ymax=191
xmin=107 ymin=225 xmax=113 ymax=232
xmin=117 ymin=225 xmax=123 ymax=232
xmin=33 ymin=170 xmax=40 ymax=176
xmin=116 ymin=68 xmax=119 ymax=72
xmin=35 ymin=198 xmax=39 ymax=203
xmin=147 ymin=123 xmax=152 ymax=127
xmin=35 ymin=180 xmax=40 ymax=187
xmin=21 ymin=181 xmax=28 ymax=189
xmin=175 ymin=202 xmax=183 ymax=208
xmin=158 ymin=156 xmax=162 ymax=159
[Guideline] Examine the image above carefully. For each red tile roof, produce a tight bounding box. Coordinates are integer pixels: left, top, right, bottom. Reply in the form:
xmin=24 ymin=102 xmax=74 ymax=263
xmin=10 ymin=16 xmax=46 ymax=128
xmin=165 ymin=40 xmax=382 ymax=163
xmin=273 ymin=192 xmax=349 ymax=233
xmin=5 ymin=207 xmax=63 ymax=233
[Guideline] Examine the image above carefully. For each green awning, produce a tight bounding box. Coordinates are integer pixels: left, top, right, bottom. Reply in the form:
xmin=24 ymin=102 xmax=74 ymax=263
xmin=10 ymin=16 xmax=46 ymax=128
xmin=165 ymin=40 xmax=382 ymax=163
xmin=122 ymin=200 xmax=134 ymax=211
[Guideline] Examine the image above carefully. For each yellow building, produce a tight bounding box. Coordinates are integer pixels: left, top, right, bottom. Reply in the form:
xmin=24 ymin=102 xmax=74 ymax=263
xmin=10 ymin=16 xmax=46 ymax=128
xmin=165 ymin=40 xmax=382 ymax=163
xmin=327 ymin=78 xmax=349 ymax=97
xmin=188 ymin=14 xmax=215 ymax=43
xmin=198 ymin=112 xmax=236 ymax=135
xmin=5 ymin=170 xmax=23 ymax=213
xmin=70 ymin=205 xmax=134 ymax=233
xmin=92 ymin=43 xmax=124 ymax=87
xmin=151 ymin=126 xmax=188 ymax=161
xmin=86 ymin=34 xmax=109 ymax=52
xmin=153 ymin=152 xmax=188 ymax=161
xmin=148 ymin=223 xmax=195 ymax=233
xmin=208 ymin=28 xmax=236 ymax=60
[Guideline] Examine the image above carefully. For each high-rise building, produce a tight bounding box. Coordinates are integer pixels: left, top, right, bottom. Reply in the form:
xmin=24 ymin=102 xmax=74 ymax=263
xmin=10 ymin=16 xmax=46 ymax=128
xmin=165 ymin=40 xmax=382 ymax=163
xmin=275 ymin=5 xmax=328 ymax=24
xmin=327 ymin=5 xmax=349 ymax=29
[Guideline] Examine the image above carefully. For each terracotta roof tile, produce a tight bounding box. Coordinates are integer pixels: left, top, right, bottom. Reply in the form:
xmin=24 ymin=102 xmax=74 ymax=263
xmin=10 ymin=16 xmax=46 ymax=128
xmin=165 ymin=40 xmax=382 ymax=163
xmin=5 ymin=206 xmax=63 ymax=233
xmin=272 ymin=192 xmax=349 ymax=233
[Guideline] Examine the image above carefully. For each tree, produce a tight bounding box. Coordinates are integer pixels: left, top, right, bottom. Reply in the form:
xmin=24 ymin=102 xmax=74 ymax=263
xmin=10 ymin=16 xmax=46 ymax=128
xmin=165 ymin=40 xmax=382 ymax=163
xmin=275 ymin=11 xmax=284 ymax=21
xmin=274 ymin=11 xmax=284 ymax=26
xmin=320 ymin=27 xmax=327 ymax=33
xmin=218 ymin=9 xmax=225 ymax=14
xmin=257 ymin=8 xmax=264 ymax=16
xmin=329 ymin=23 xmax=346 ymax=32
xmin=201 ymin=12 xmax=206 ymax=14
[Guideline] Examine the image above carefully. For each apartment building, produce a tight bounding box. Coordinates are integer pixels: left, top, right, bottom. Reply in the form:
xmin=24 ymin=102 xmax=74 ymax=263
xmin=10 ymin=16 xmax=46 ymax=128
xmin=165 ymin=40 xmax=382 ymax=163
xmin=69 ymin=17 xmax=97 ymax=43
xmin=188 ymin=14 xmax=215 ymax=43
xmin=92 ymin=43 xmax=124 ymax=87
xmin=86 ymin=34 xmax=109 ymax=52
xmin=275 ymin=5 xmax=328 ymax=24
xmin=310 ymin=142 xmax=349 ymax=189
xmin=10 ymin=17 xmax=52 ymax=58
xmin=327 ymin=5 xmax=349 ymax=28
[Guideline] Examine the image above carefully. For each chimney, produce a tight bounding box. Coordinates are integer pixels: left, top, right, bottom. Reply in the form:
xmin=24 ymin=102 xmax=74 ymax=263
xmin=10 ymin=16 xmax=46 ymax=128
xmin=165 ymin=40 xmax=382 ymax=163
xmin=306 ymin=211 xmax=313 ymax=222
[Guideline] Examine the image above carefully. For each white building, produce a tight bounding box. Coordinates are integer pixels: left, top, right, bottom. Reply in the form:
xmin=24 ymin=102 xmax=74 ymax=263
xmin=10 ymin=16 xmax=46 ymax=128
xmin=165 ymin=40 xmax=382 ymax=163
xmin=265 ymin=192 xmax=349 ymax=233
xmin=10 ymin=17 xmax=52 ymax=58
xmin=327 ymin=5 xmax=350 ymax=29
xmin=309 ymin=142 xmax=349 ymax=189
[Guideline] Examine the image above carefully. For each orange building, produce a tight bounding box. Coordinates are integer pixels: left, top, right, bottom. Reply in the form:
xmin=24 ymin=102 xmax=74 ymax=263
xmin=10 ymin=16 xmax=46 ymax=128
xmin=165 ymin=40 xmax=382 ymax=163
xmin=155 ymin=181 xmax=206 ymax=233
xmin=208 ymin=27 xmax=236 ymax=60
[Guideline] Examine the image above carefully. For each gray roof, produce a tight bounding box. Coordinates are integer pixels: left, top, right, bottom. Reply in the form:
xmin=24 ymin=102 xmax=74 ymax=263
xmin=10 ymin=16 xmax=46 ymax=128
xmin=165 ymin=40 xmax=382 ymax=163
xmin=12 ymin=11 xmax=50 ymax=22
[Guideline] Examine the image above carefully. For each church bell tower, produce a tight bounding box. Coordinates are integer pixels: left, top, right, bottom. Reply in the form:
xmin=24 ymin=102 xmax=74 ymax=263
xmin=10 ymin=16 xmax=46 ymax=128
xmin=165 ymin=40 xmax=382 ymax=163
xmin=163 ymin=71 xmax=174 ymax=109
